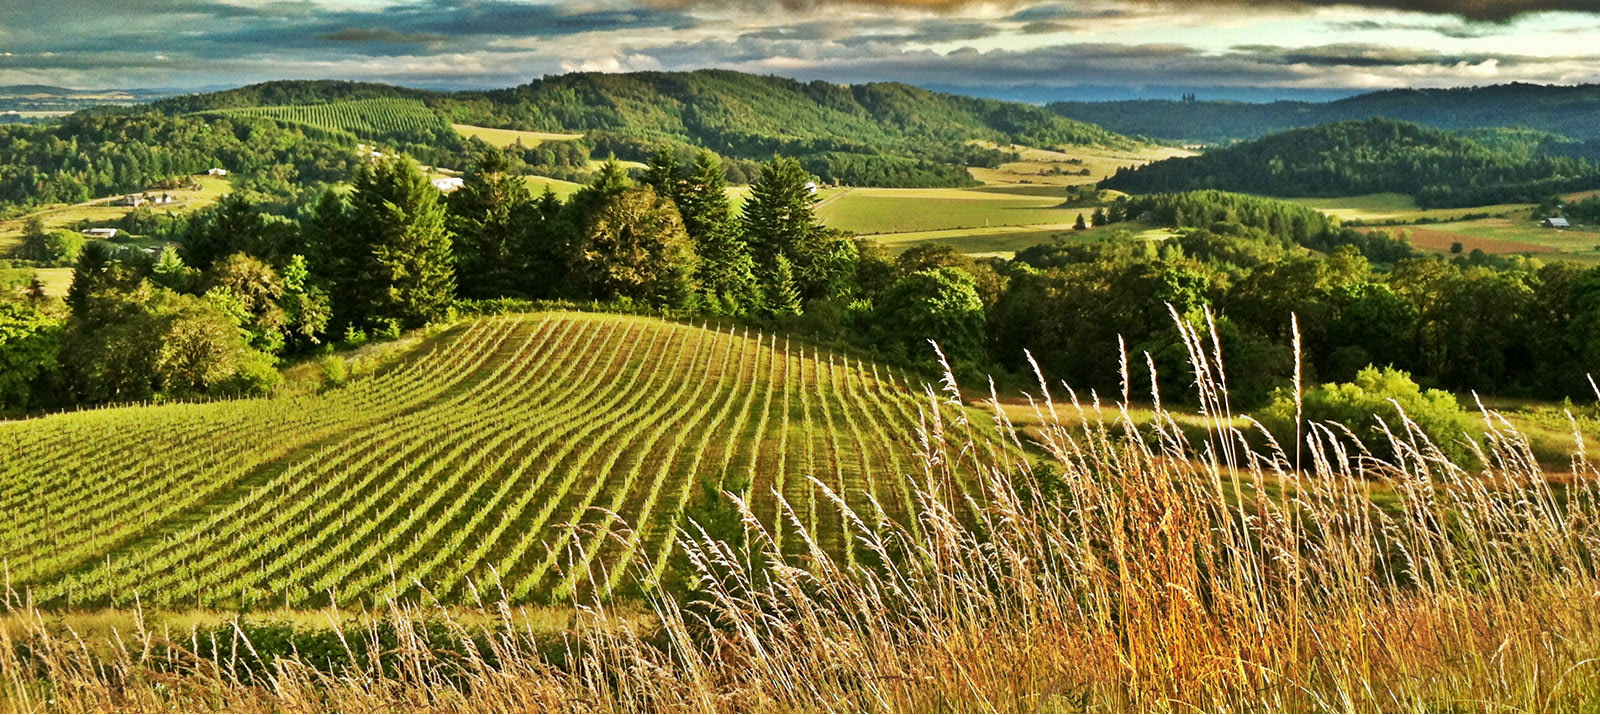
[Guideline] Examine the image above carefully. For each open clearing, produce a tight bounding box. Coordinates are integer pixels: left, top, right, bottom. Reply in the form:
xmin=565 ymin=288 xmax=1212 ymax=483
xmin=0 ymin=175 xmax=233 ymax=253
xmin=0 ymin=313 xmax=1009 ymax=609
xmin=968 ymin=142 xmax=1194 ymax=187
xmin=817 ymin=185 xmax=1089 ymax=235
xmin=1289 ymin=193 xmax=1536 ymax=224
xmin=453 ymin=124 xmax=584 ymax=148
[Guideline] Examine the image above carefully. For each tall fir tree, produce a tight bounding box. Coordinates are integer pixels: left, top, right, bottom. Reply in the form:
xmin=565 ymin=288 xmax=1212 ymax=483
xmin=741 ymin=155 xmax=820 ymax=266
xmin=344 ymin=157 xmax=457 ymax=329
xmin=767 ymin=253 xmax=803 ymax=317
xmin=449 ymin=149 xmax=535 ymax=299
xmin=677 ymin=151 xmax=760 ymax=314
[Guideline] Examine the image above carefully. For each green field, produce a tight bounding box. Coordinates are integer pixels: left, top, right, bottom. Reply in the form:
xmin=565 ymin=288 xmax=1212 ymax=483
xmin=869 ymin=221 xmax=1173 ymax=258
xmin=199 ymin=99 xmax=450 ymax=138
xmin=967 ymin=142 xmax=1194 ymax=187
xmin=453 ymin=123 xmax=583 ymax=148
xmin=1288 ymin=193 xmax=1537 ymax=223
xmin=817 ymin=186 xmax=1089 ymax=235
xmin=0 ymin=313 xmax=1005 ymax=609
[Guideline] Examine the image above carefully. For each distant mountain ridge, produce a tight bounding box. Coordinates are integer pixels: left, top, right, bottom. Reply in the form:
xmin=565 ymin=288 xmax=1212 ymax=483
xmin=1052 ymin=82 xmax=1600 ymax=145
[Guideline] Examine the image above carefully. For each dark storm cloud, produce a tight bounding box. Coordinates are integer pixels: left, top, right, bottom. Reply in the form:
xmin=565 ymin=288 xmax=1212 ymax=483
xmin=1228 ymin=42 xmax=1585 ymax=67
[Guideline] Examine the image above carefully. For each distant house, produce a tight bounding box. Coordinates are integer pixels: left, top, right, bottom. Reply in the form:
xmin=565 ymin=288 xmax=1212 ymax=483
xmin=432 ymin=177 xmax=465 ymax=192
xmin=150 ymin=193 xmax=175 ymax=205
xmin=206 ymin=167 xmax=228 ymax=177
xmin=114 ymin=195 xmax=146 ymax=208
xmin=804 ymin=181 xmax=819 ymax=195
xmin=82 ymin=227 xmax=118 ymax=239
xmin=1545 ymin=217 xmax=1571 ymax=229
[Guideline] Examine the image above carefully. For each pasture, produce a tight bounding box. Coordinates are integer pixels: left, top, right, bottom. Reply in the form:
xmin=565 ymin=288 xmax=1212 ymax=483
xmin=0 ymin=313 xmax=1007 ymax=609
xmin=453 ymin=123 xmax=584 ymax=148
xmin=869 ymin=221 xmax=1173 ymax=258
xmin=1288 ymin=193 xmax=1536 ymax=223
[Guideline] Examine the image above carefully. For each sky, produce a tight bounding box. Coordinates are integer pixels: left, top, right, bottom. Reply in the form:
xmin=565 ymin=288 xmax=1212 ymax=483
xmin=2 ymin=0 xmax=1598 ymax=99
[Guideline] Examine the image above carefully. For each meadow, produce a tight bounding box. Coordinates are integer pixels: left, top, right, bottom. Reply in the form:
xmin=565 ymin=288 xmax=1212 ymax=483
xmin=0 ymin=312 xmax=1004 ymax=610
xmin=452 ymin=123 xmax=584 ymax=148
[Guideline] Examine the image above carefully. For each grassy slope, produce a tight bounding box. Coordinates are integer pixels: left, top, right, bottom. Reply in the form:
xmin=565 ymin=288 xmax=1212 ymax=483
xmin=453 ymin=123 xmax=582 ymax=148
xmin=0 ymin=313 xmax=1004 ymax=609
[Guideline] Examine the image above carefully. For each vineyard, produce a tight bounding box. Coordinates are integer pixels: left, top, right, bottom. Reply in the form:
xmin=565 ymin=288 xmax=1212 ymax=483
xmin=0 ymin=313 xmax=1015 ymax=609
xmin=196 ymin=98 xmax=452 ymax=140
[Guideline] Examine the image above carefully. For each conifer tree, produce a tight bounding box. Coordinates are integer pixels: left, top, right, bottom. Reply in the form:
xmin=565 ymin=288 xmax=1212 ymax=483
xmin=767 ymin=253 xmax=802 ymax=317
xmin=678 ymin=151 xmax=760 ymax=313
xmin=344 ymin=157 xmax=457 ymax=329
xmin=449 ymin=149 xmax=534 ymax=298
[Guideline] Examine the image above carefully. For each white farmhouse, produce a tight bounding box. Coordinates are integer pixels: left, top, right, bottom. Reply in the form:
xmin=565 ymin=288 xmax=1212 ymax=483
xmin=432 ymin=177 xmax=465 ymax=192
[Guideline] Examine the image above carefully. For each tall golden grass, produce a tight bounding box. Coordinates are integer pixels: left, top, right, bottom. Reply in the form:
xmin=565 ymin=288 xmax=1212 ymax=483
xmin=4 ymin=311 xmax=1600 ymax=713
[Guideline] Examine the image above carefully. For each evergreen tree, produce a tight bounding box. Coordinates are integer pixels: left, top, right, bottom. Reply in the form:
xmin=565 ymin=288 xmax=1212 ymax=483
xmin=742 ymin=156 xmax=820 ymax=266
xmin=1074 ymin=213 xmax=1089 ymax=230
xmin=182 ymin=193 xmax=285 ymax=271
xmin=643 ymin=147 xmax=683 ymax=200
xmin=677 ymin=151 xmax=760 ymax=313
xmin=1091 ymin=207 xmax=1108 ymax=227
xmin=344 ymin=157 xmax=457 ymax=329
xmin=449 ymin=149 xmax=535 ymax=299
xmin=571 ymin=185 xmax=699 ymax=307
xmin=767 ymin=254 xmax=802 ymax=317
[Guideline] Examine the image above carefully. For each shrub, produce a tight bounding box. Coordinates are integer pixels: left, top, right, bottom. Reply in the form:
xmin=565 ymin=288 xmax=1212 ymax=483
xmin=1263 ymin=365 xmax=1477 ymax=467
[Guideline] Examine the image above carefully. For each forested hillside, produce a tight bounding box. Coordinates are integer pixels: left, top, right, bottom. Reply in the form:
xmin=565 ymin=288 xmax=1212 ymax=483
xmin=1100 ymin=118 xmax=1600 ymax=207
xmin=0 ymin=112 xmax=360 ymax=217
xmin=154 ymin=70 xmax=1144 ymax=187
xmin=1052 ymin=82 xmax=1600 ymax=145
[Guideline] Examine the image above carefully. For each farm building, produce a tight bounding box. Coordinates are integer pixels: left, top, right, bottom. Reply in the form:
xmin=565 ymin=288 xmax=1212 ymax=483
xmin=114 ymin=195 xmax=146 ymax=208
xmin=82 ymin=228 xmax=118 ymax=239
xmin=1545 ymin=217 xmax=1571 ymax=229
xmin=206 ymin=167 xmax=228 ymax=177
xmin=432 ymin=177 xmax=465 ymax=192
xmin=150 ymin=193 xmax=175 ymax=205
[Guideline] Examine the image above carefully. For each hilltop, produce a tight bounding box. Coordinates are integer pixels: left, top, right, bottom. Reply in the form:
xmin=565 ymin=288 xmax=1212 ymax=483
xmin=1099 ymin=118 xmax=1600 ymax=207
xmin=151 ymin=70 xmax=1145 ymax=187
xmin=1051 ymin=82 xmax=1600 ymax=147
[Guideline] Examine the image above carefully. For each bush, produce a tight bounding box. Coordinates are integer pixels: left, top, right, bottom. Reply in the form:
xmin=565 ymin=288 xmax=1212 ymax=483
xmin=1263 ymin=365 xmax=1477 ymax=467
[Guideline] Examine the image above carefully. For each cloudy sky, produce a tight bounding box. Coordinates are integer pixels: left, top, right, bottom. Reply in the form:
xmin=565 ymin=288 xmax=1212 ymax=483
xmin=2 ymin=0 xmax=1598 ymax=98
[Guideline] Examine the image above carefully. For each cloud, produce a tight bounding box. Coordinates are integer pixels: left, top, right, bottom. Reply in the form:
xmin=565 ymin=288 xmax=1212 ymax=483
xmin=316 ymin=28 xmax=448 ymax=44
xmin=654 ymin=0 xmax=1600 ymax=20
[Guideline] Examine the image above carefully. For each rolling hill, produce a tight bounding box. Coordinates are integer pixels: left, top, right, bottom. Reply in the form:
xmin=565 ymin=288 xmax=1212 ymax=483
xmin=1052 ymin=82 xmax=1600 ymax=147
xmin=152 ymin=70 xmax=1147 ymax=187
xmin=1100 ymin=118 xmax=1600 ymax=208
xmin=0 ymin=313 xmax=1007 ymax=609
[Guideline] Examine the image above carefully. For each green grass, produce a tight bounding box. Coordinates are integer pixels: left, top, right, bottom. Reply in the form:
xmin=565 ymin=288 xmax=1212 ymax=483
xmin=453 ymin=124 xmax=583 ymax=148
xmin=521 ymin=175 xmax=584 ymax=199
xmin=1287 ymin=193 xmax=1537 ymax=223
xmin=817 ymin=186 xmax=1102 ymax=235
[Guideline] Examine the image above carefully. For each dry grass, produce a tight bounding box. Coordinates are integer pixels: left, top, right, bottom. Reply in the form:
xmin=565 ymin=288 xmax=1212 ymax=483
xmin=5 ymin=312 xmax=1600 ymax=712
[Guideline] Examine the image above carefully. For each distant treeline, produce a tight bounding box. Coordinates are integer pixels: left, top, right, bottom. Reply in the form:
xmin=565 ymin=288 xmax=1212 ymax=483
xmin=1101 ymin=118 xmax=1600 ymax=208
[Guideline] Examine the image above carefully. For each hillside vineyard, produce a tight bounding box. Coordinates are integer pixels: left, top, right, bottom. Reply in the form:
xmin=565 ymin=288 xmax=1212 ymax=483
xmin=0 ymin=313 xmax=1013 ymax=609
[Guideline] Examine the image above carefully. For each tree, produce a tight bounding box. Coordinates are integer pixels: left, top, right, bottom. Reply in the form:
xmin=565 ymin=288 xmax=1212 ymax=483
xmin=742 ymin=156 xmax=820 ymax=266
xmin=1074 ymin=213 xmax=1089 ymax=230
xmin=182 ymin=193 xmax=290 ymax=271
xmin=676 ymin=151 xmax=760 ymax=313
xmin=18 ymin=218 xmax=83 ymax=265
xmin=1091 ymin=207 xmax=1108 ymax=227
xmin=206 ymin=253 xmax=288 ymax=353
xmin=0 ymin=302 xmax=62 ymax=412
xmin=571 ymin=185 xmax=699 ymax=307
xmin=874 ymin=267 xmax=987 ymax=369
xmin=449 ymin=149 xmax=536 ymax=299
xmin=342 ymin=157 xmax=457 ymax=329
xmin=279 ymin=254 xmax=331 ymax=351
xmin=643 ymin=147 xmax=683 ymax=199
xmin=1450 ymin=241 xmax=1464 ymax=254
xmin=150 ymin=245 xmax=198 ymax=292
xmin=766 ymin=254 xmax=803 ymax=318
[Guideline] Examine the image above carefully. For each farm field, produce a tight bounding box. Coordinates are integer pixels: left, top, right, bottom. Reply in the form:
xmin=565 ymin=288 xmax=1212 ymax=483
xmin=1288 ymin=193 xmax=1536 ymax=223
xmin=198 ymin=99 xmax=450 ymax=138
xmin=817 ymin=185 xmax=1085 ymax=235
xmin=0 ymin=312 xmax=1010 ymax=610
xmin=453 ymin=123 xmax=583 ymax=147
xmin=870 ymin=221 xmax=1174 ymax=258
xmin=967 ymin=142 xmax=1194 ymax=186
xmin=1360 ymin=218 xmax=1600 ymax=262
